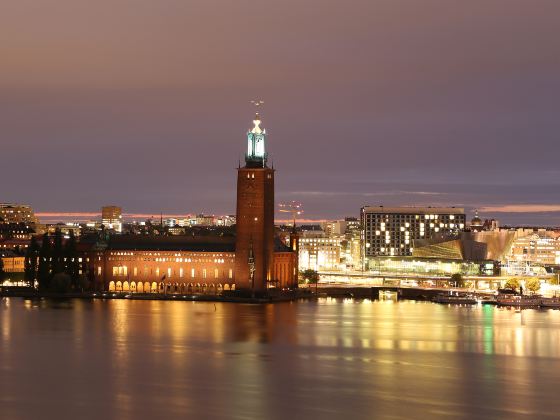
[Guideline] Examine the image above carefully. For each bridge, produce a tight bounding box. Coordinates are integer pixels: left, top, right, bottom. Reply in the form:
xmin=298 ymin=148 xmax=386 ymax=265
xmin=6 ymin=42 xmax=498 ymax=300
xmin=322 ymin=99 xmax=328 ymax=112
xmin=316 ymin=270 xmax=507 ymax=289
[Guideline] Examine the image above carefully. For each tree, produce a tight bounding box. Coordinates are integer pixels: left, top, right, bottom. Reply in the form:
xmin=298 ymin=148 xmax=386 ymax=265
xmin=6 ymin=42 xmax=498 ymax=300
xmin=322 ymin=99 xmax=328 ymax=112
xmin=50 ymin=272 xmax=71 ymax=293
xmin=79 ymin=275 xmax=91 ymax=292
xmin=51 ymin=229 xmax=64 ymax=276
xmin=37 ymin=234 xmax=51 ymax=291
xmin=525 ymin=278 xmax=541 ymax=294
xmin=64 ymin=231 xmax=79 ymax=289
xmin=24 ymin=236 xmax=40 ymax=287
xmin=301 ymin=269 xmax=320 ymax=293
xmin=450 ymin=273 xmax=464 ymax=288
xmin=504 ymin=277 xmax=520 ymax=291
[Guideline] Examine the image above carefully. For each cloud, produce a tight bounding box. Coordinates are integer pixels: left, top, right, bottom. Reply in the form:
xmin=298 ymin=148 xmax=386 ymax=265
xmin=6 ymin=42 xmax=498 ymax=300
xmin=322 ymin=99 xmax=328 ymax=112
xmin=478 ymin=204 xmax=560 ymax=213
xmin=35 ymin=212 xmax=201 ymax=222
xmin=289 ymin=191 xmax=445 ymax=197
xmin=275 ymin=218 xmax=326 ymax=224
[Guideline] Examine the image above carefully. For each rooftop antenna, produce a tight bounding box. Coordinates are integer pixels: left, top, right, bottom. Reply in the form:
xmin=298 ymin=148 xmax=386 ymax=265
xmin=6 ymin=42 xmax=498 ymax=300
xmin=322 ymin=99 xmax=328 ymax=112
xmin=250 ymin=100 xmax=264 ymax=122
xmin=250 ymin=99 xmax=265 ymax=123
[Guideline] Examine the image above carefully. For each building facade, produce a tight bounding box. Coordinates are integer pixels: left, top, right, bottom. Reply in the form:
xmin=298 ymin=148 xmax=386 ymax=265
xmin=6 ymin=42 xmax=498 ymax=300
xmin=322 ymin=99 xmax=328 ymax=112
xmin=505 ymin=232 xmax=560 ymax=275
xmin=101 ymin=206 xmax=122 ymax=233
xmin=298 ymin=234 xmax=342 ymax=271
xmin=361 ymin=206 xmax=466 ymax=260
xmin=0 ymin=204 xmax=39 ymax=225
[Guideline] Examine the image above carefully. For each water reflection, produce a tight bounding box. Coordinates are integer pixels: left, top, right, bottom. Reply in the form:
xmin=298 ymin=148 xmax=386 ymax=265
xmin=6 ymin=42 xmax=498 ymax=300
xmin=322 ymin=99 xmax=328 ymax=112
xmin=1 ymin=298 xmax=560 ymax=419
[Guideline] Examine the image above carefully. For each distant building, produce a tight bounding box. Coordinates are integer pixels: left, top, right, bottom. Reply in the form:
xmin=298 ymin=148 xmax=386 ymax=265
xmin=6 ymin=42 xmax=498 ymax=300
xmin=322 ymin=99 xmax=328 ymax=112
xmin=0 ymin=238 xmax=31 ymax=253
xmin=0 ymin=250 xmax=26 ymax=286
xmin=167 ymin=226 xmax=186 ymax=235
xmin=46 ymin=223 xmax=81 ymax=237
xmin=361 ymin=206 xmax=466 ymax=259
xmin=469 ymin=210 xmax=484 ymax=232
xmin=216 ymin=215 xmax=236 ymax=227
xmin=0 ymin=203 xmax=38 ymax=225
xmin=195 ymin=214 xmax=215 ymax=226
xmin=291 ymin=217 xmax=363 ymax=272
xmin=344 ymin=217 xmax=361 ymax=233
xmin=505 ymin=232 xmax=560 ymax=275
xmin=298 ymin=232 xmax=342 ymax=271
xmin=321 ymin=220 xmax=346 ymax=236
xmin=1 ymin=253 xmax=25 ymax=273
xmin=343 ymin=217 xmax=362 ymax=269
xmin=164 ymin=214 xmax=235 ymax=228
xmin=101 ymin=206 xmax=122 ymax=233
xmin=0 ymin=223 xmax=35 ymax=241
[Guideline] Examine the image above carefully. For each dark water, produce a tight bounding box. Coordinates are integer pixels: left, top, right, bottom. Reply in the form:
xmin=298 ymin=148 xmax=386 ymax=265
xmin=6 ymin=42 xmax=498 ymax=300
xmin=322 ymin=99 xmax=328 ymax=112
xmin=2 ymin=298 xmax=560 ymax=420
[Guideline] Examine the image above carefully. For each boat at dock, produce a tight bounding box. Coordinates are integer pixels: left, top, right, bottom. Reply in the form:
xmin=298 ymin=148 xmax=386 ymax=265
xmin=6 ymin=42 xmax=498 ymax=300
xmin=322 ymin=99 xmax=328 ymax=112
xmin=478 ymin=295 xmax=498 ymax=305
xmin=540 ymin=297 xmax=560 ymax=309
xmin=433 ymin=292 xmax=477 ymax=305
xmin=496 ymin=294 xmax=542 ymax=307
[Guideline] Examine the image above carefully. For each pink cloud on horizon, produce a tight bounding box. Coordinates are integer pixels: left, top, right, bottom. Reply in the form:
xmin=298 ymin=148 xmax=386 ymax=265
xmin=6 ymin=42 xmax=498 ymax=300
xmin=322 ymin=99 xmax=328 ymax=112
xmin=35 ymin=212 xmax=327 ymax=224
xmin=478 ymin=204 xmax=560 ymax=213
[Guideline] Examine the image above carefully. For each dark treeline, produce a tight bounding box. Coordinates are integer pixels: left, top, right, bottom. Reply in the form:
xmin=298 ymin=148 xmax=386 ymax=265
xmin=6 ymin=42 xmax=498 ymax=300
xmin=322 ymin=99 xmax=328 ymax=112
xmin=24 ymin=229 xmax=85 ymax=293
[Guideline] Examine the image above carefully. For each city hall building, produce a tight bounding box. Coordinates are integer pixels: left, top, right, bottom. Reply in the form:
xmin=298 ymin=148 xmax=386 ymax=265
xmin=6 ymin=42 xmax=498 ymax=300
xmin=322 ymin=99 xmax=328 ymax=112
xmin=86 ymin=113 xmax=298 ymax=294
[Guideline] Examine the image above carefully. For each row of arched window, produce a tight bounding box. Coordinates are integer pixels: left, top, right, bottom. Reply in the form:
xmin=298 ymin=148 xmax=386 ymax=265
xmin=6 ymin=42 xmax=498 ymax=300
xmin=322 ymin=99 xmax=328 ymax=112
xmin=107 ymin=281 xmax=235 ymax=294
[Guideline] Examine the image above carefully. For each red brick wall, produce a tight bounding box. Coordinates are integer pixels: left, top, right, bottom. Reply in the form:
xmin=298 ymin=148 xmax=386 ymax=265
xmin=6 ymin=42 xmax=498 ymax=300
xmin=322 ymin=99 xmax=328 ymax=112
xmin=235 ymin=167 xmax=275 ymax=291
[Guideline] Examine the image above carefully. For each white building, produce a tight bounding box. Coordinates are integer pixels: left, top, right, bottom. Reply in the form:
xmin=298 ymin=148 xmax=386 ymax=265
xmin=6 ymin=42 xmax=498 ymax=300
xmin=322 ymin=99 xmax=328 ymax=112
xmin=298 ymin=232 xmax=342 ymax=271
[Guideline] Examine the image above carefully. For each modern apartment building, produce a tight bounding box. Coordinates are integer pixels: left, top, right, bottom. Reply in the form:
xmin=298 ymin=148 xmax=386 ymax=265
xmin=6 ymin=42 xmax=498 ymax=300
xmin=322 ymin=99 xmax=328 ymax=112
xmin=361 ymin=206 xmax=466 ymax=258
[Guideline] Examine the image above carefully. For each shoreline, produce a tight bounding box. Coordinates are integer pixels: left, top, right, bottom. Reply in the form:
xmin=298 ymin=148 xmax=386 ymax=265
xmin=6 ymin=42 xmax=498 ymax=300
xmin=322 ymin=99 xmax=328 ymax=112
xmin=0 ymin=286 xmax=488 ymax=303
xmin=0 ymin=288 xmax=312 ymax=304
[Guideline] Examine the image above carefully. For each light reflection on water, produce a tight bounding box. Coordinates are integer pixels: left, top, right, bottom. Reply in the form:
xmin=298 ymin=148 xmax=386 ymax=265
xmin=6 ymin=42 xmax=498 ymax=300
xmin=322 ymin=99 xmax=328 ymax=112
xmin=1 ymin=297 xmax=560 ymax=419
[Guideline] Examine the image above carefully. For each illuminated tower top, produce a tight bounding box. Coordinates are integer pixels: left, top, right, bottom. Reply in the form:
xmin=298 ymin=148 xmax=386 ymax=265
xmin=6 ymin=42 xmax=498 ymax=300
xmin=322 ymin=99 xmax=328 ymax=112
xmin=245 ymin=112 xmax=267 ymax=168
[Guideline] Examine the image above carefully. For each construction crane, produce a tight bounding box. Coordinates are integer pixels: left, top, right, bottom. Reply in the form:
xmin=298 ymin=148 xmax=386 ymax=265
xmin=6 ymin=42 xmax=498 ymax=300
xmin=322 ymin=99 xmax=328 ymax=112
xmin=278 ymin=201 xmax=303 ymax=228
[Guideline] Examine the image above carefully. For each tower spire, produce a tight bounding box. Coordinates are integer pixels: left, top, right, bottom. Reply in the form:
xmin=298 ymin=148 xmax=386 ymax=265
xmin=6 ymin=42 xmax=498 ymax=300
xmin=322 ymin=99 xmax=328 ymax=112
xmin=245 ymin=100 xmax=267 ymax=168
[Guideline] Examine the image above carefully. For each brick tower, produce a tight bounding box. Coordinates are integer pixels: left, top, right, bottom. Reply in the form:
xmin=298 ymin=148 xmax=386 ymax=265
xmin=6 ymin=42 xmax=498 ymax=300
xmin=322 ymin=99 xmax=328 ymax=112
xmin=235 ymin=112 xmax=275 ymax=293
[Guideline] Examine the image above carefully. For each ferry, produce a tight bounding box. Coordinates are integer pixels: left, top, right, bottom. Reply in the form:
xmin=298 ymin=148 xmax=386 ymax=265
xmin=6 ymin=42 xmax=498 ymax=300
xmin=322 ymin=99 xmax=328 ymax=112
xmin=496 ymin=294 xmax=542 ymax=308
xmin=433 ymin=292 xmax=477 ymax=305
xmin=540 ymin=297 xmax=560 ymax=309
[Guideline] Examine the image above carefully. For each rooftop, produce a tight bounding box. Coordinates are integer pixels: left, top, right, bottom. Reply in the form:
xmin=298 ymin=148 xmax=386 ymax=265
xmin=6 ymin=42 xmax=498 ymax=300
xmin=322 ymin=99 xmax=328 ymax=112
xmin=362 ymin=206 xmax=465 ymax=214
xmin=107 ymin=235 xmax=237 ymax=252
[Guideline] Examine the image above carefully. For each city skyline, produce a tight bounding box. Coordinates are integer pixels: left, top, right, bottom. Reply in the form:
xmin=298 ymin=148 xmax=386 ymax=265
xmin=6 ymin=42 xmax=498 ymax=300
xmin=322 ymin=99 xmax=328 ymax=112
xmin=2 ymin=1 xmax=560 ymax=225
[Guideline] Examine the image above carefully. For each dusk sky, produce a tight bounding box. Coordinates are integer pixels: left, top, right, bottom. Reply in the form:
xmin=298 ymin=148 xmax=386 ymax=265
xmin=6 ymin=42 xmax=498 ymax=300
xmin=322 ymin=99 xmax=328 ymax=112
xmin=1 ymin=0 xmax=559 ymax=225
